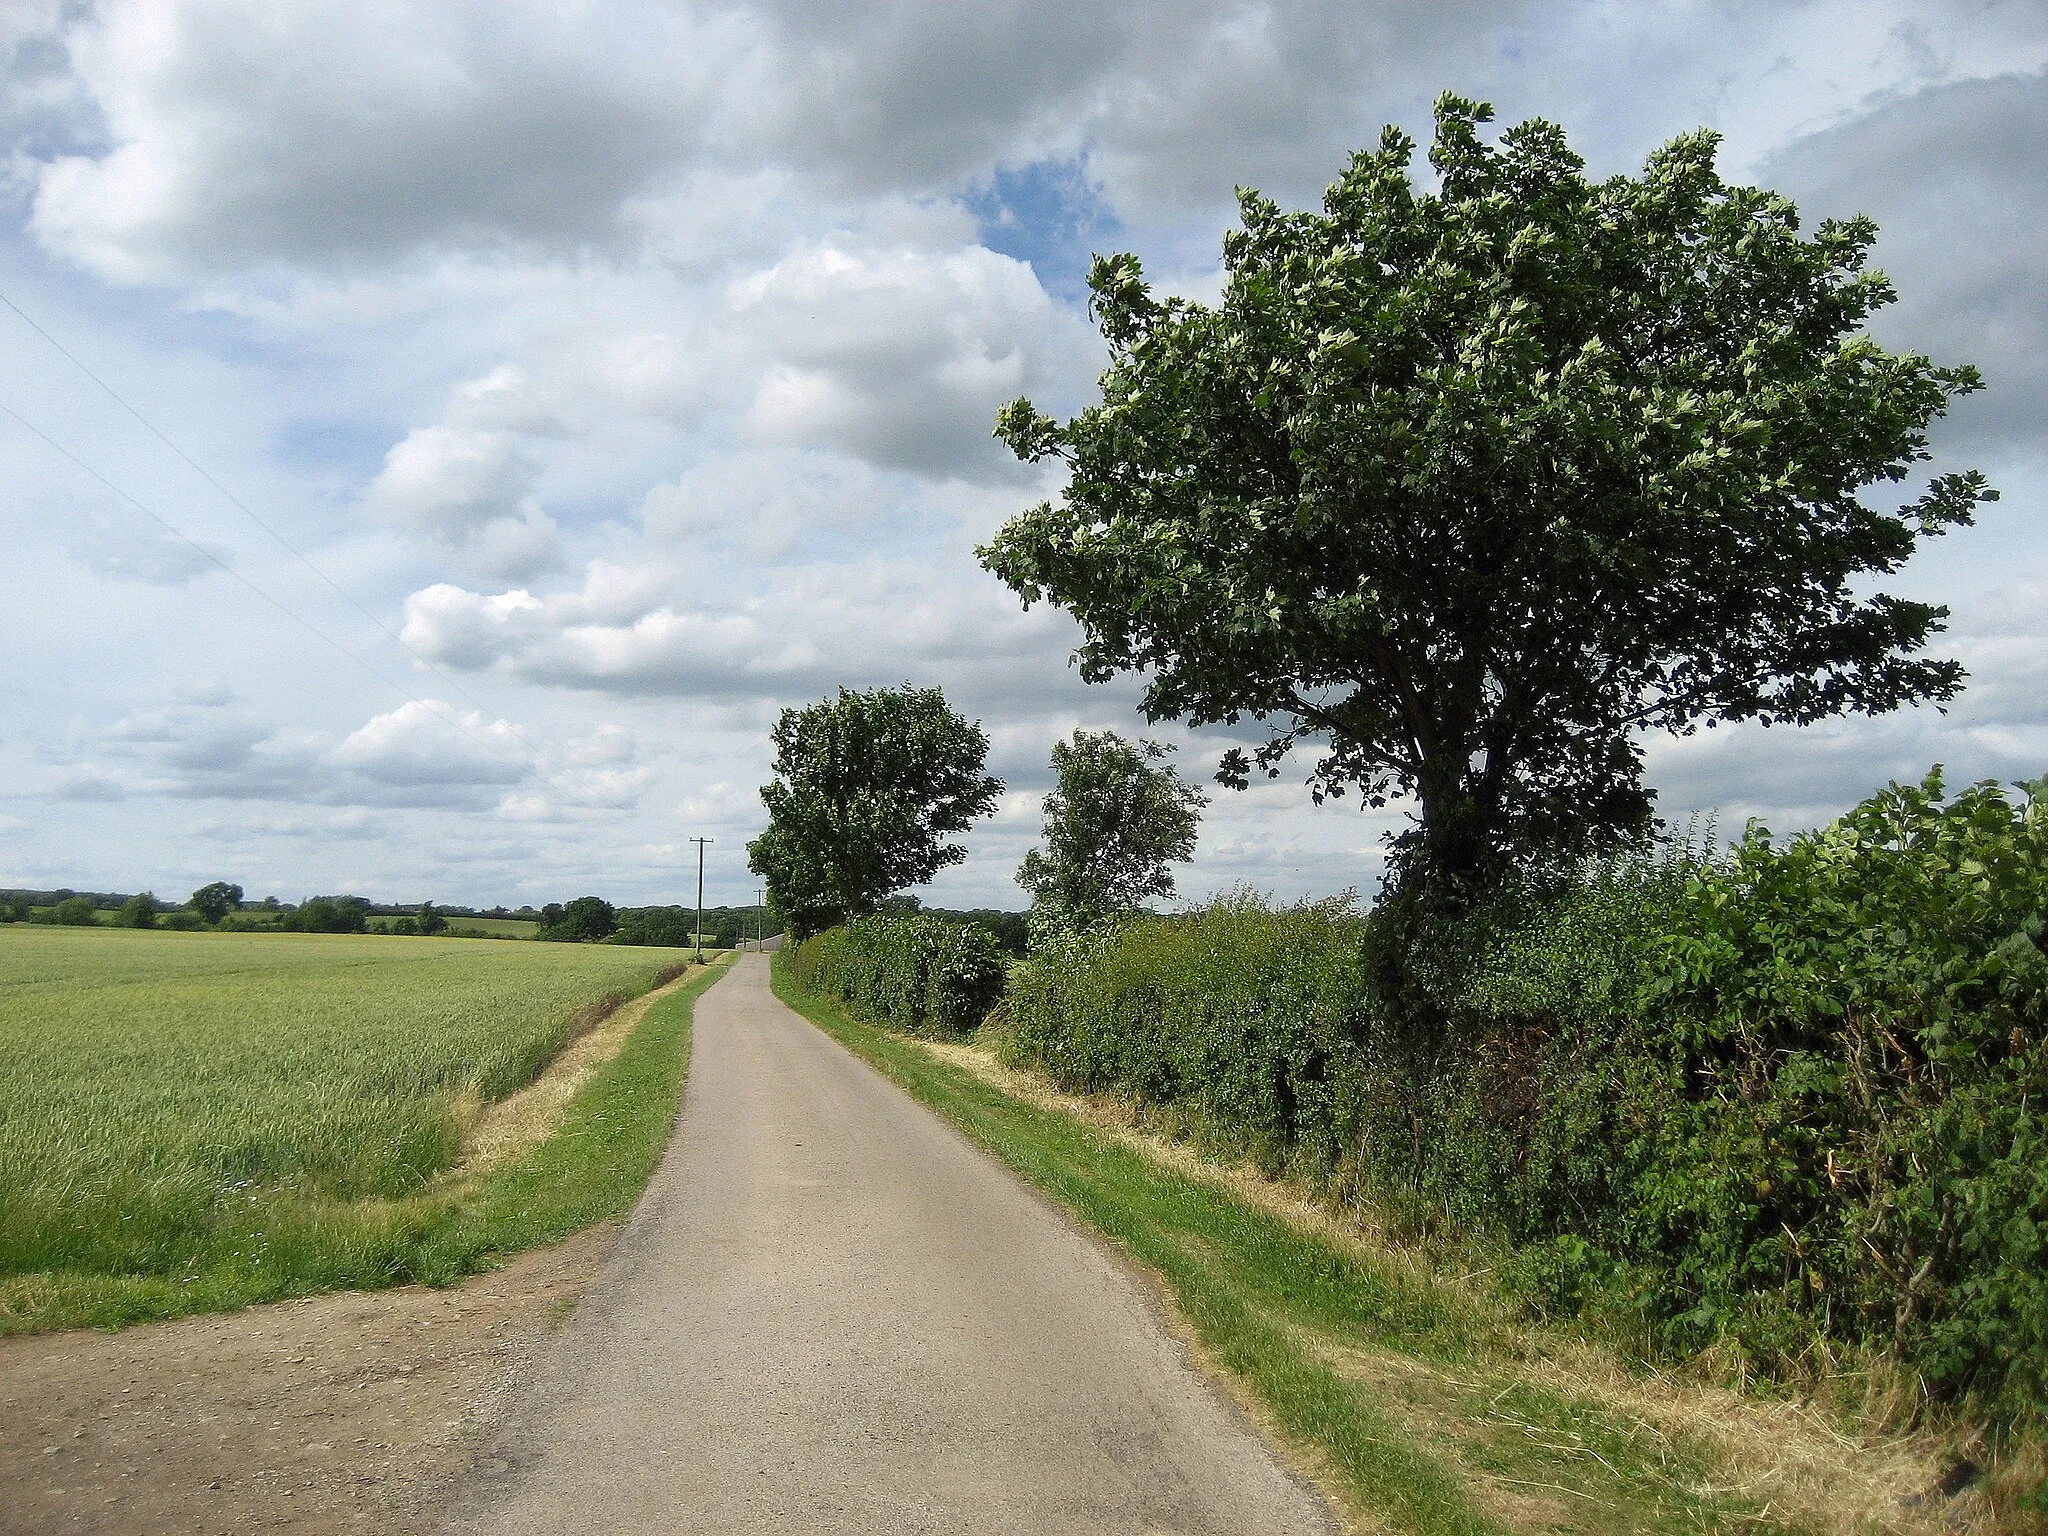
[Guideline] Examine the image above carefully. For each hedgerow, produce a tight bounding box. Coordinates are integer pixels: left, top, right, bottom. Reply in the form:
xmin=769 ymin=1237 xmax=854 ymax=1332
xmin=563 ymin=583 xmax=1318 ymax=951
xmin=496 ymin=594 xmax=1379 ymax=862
xmin=783 ymin=913 xmax=1006 ymax=1034
xmin=999 ymin=770 xmax=2048 ymax=1434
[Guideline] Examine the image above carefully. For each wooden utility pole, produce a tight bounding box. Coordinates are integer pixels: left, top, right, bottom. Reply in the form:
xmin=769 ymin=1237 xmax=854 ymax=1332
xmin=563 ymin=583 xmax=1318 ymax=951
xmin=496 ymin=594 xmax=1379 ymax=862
xmin=690 ymin=837 xmax=713 ymax=962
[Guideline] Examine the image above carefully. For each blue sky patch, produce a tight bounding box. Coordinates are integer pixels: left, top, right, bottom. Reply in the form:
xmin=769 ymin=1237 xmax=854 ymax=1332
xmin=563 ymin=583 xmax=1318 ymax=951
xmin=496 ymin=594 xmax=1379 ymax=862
xmin=967 ymin=156 xmax=1122 ymax=304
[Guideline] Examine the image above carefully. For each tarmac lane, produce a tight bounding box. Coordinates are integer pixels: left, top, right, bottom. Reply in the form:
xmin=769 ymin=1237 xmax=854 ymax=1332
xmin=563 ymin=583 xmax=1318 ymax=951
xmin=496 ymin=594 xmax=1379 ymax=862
xmin=437 ymin=953 xmax=1337 ymax=1536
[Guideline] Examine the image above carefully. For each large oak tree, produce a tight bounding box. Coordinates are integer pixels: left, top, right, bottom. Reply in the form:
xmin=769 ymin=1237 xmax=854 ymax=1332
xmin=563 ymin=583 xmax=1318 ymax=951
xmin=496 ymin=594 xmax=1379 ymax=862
xmin=982 ymin=95 xmax=1994 ymax=904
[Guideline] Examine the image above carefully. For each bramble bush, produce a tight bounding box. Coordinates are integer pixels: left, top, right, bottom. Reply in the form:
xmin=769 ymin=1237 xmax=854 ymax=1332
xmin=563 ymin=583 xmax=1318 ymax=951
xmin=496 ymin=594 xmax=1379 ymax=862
xmin=1006 ymin=895 xmax=1372 ymax=1172
xmin=783 ymin=913 xmax=1006 ymax=1034
xmin=998 ymin=770 xmax=2048 ymax=1433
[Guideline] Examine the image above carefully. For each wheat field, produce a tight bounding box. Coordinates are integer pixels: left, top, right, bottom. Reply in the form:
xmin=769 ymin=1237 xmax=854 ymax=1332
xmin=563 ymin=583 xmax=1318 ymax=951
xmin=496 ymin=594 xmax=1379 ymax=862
xmin=0 ymin=925 xmax=697 ymax=1329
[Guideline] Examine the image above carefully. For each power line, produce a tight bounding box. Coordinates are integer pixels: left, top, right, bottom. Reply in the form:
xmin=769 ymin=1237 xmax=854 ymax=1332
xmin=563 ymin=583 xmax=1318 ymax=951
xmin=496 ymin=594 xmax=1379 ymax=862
xmin=0 ymin=288 xmax=581 ymax=782
xmin=0 ymin=396 xmax=543 ymax=781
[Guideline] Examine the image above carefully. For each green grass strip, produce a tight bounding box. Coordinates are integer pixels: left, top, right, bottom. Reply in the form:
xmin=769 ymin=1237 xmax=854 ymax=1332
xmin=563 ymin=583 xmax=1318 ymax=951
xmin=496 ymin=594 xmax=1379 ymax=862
xmin=3 ymin=957 xmax=729 ymax=1334
xmin=416 ymin=955 xmax=729 ymax=1276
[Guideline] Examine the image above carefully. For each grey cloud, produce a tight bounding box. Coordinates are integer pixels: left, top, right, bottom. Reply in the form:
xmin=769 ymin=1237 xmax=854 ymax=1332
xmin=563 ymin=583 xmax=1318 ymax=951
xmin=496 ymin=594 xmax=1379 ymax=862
xmin=1645 ymin=581 xmax=2048 ymax=830
xmin=404 ymin=580 xmax=827 ymax=700
xmin=72 ymin=698 xmax=548 ymax=812
xmin=54 ymin=769 xmax=125 ymax=801
xmin=358 ymin=367 xmax=566 ymax=579
xmin=399 ymin=549 xmax=1115 ymax=722
xmin=21 ymin=0 xmax=1541 ymax=285
xmin=1089 ymin=0 xmax=1537 ymax=220
xmin=1 ymin=4 xmax=98 ymax=197
xmin=641 ymin=449 xmax=899 ymax=563
xmin=328 ymin=701 xmax=529 ymax=789
xmin=65 ymin=518 xmax=226 ymax=586
xmin=730 ymin=239 xmax=1096 ymax=479
xmin=1761 ymin=69 xmax=2048 ymax=461
xmin=29 ymin=1 xmax=722 ymax=280
xmin=745 ymin=0 xmax=1533 ymax=219
xmin=742 ymin=2 xmax=1144 ymax=192
xmin=107 ymin=701 xmax=306 ymax=796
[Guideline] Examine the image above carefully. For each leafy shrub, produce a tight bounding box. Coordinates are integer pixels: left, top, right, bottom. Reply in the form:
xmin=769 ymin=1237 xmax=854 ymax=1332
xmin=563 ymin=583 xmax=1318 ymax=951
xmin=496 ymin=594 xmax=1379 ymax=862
xmin=785 ymin=913 xmax=1006 ymax=1033
xmin=1007 ymin=895 xmax=1372 ymax=1174
xmin=1000 ymin=770 xmax=2048 ymax=1432
xmin=1619 ymin=772 xmax=2048 ymax=1421
xmin=540 ymin=896 xmax=617 ymax=943
xmin=49 ymin=897 xmax=98 ymax=926
xmin=615 ymin=907 xmax=699 ymax=947
xmin=282 ymin=896 xmax=370 ymax=934
xmin=115 ymin=892 xmax=160 ymax=929
xmin=920 ymin=906 xmax=1029 ymax=954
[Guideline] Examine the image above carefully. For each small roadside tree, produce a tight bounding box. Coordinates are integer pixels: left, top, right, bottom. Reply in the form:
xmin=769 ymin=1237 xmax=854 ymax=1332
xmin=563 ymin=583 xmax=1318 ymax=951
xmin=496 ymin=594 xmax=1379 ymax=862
xmin=747 ymin=685 xmax=1003 ymax=940
xmin=187 ymin=881 xmax=243 ymax=926
xmin=542 ymin=896 xmax=617 ymax=942
xmin=1018 ymin=730 xmax=1206 ymax=933
xmin=615 ymin=906 xmax=695 ymax=947
xmin=286 ymin=896 xmax=370 ymax=934
xmin=116 ymin=891 xmax=160 ymax=929
xmin=981 ymin=95 xmax=1994 ymax=910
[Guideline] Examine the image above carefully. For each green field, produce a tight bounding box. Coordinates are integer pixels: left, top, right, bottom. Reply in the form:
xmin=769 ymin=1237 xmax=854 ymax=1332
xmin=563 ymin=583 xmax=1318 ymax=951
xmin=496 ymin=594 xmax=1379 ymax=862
xmin=443 ymin=915 xmax=540 ymax=937
xmin=0 ymin=925 xmax=710 ymax=1331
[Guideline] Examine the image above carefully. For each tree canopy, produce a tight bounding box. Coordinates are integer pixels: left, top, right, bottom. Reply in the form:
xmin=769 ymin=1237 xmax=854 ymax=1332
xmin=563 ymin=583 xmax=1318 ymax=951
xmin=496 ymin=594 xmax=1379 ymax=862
xmin=49 ymin=896 xmax=98 ymax=926
xmin=187 ymin=881 xmax=243 ymax=925
xmin=116 ymin=891 xmax=160 ymax=929
xmin=982 ymin=94 xmax=1993 ymax=904
xmin=283 ymin=896 xmax=369 ymax=934
xmin=747 ymin=685 xmax=1003 ymax=939
xmin=542 ymin=896 xmax=618 ymax=943
xmin=1018 ymin=730 xmax=1206 ymax=930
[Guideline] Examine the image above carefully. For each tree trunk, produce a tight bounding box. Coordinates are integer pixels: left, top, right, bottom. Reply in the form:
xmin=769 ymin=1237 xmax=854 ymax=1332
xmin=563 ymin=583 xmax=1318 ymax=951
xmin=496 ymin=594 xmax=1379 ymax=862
xmin=1402 ymin=760 xmax=1490 ymax=912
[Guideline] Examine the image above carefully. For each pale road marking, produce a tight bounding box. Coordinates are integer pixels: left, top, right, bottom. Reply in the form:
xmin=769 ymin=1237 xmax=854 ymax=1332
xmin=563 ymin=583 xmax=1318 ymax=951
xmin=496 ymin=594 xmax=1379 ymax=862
xmin=436 ymin=953 xmax=1339 ymax=1535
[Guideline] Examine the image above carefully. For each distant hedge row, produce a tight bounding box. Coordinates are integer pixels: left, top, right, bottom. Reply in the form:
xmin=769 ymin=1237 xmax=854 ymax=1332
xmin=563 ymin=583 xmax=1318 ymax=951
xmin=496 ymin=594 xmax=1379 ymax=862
xmin=996 ymin=772 xmax=2048 ymax=1431
xmin=782 ymin=913 xmax=1006 ymax=1035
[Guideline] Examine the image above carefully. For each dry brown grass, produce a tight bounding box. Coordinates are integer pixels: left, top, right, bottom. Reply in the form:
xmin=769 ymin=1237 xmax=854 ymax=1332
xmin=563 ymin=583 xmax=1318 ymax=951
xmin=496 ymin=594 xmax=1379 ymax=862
xmin=908 ymin=1031 xmax=2039 ymax=1535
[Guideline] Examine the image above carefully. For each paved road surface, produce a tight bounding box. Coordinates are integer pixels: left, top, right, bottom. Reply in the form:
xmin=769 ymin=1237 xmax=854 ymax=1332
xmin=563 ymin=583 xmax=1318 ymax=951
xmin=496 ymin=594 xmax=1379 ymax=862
xmin=439 ymin=955 xmax=1335 ymax=1535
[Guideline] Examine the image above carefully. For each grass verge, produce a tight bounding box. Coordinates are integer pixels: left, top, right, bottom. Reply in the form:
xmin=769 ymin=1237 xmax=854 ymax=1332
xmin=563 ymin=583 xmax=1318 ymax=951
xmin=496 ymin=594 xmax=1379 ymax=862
xmin=3 ymin=955 xmax=730 ymax=1334
xmin=774 ymin=960 xmax=2010 ymax=1536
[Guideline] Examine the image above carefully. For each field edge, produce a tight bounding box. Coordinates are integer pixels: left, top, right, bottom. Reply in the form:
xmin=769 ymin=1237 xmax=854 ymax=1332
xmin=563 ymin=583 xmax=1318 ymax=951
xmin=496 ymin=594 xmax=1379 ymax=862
xmin=1 ymin=953 xmax=733 ymax=1337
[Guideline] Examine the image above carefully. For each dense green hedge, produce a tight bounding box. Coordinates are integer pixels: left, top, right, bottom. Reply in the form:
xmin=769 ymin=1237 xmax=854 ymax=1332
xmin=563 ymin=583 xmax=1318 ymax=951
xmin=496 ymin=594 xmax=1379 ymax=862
xmin=783 ymin=913 xmax=1007 ymax=1034
xmin=1003 ymin=771 xmax=2048 ymax=1432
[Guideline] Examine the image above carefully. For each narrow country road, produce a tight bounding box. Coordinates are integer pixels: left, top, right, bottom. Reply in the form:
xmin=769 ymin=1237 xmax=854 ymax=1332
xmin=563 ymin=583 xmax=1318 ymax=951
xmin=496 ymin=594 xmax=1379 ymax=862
xmin=437 ymin=954 xmax=1336 ymax=1535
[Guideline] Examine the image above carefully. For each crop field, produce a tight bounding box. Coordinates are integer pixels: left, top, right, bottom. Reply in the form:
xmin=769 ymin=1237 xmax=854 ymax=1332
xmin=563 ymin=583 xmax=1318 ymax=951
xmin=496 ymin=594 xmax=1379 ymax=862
xmin=444 ymin=916 xmax=540 ymax=937
xmin=0 ymin=925 xmax=704 ymax=1332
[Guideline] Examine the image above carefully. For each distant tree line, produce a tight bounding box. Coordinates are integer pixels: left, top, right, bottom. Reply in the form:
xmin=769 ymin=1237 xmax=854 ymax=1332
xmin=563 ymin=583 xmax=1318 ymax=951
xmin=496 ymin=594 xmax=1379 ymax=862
xmin=0 ymin=885 xmax=820 ymax=947
xmin=532 ymin=899 xmax=795 ymax=948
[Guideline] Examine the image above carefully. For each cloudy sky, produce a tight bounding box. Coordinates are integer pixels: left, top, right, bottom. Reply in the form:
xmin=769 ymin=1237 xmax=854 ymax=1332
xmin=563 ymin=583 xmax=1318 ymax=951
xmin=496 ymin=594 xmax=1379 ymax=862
xmin=1 ymin=0 xmax=2043 ymax=912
